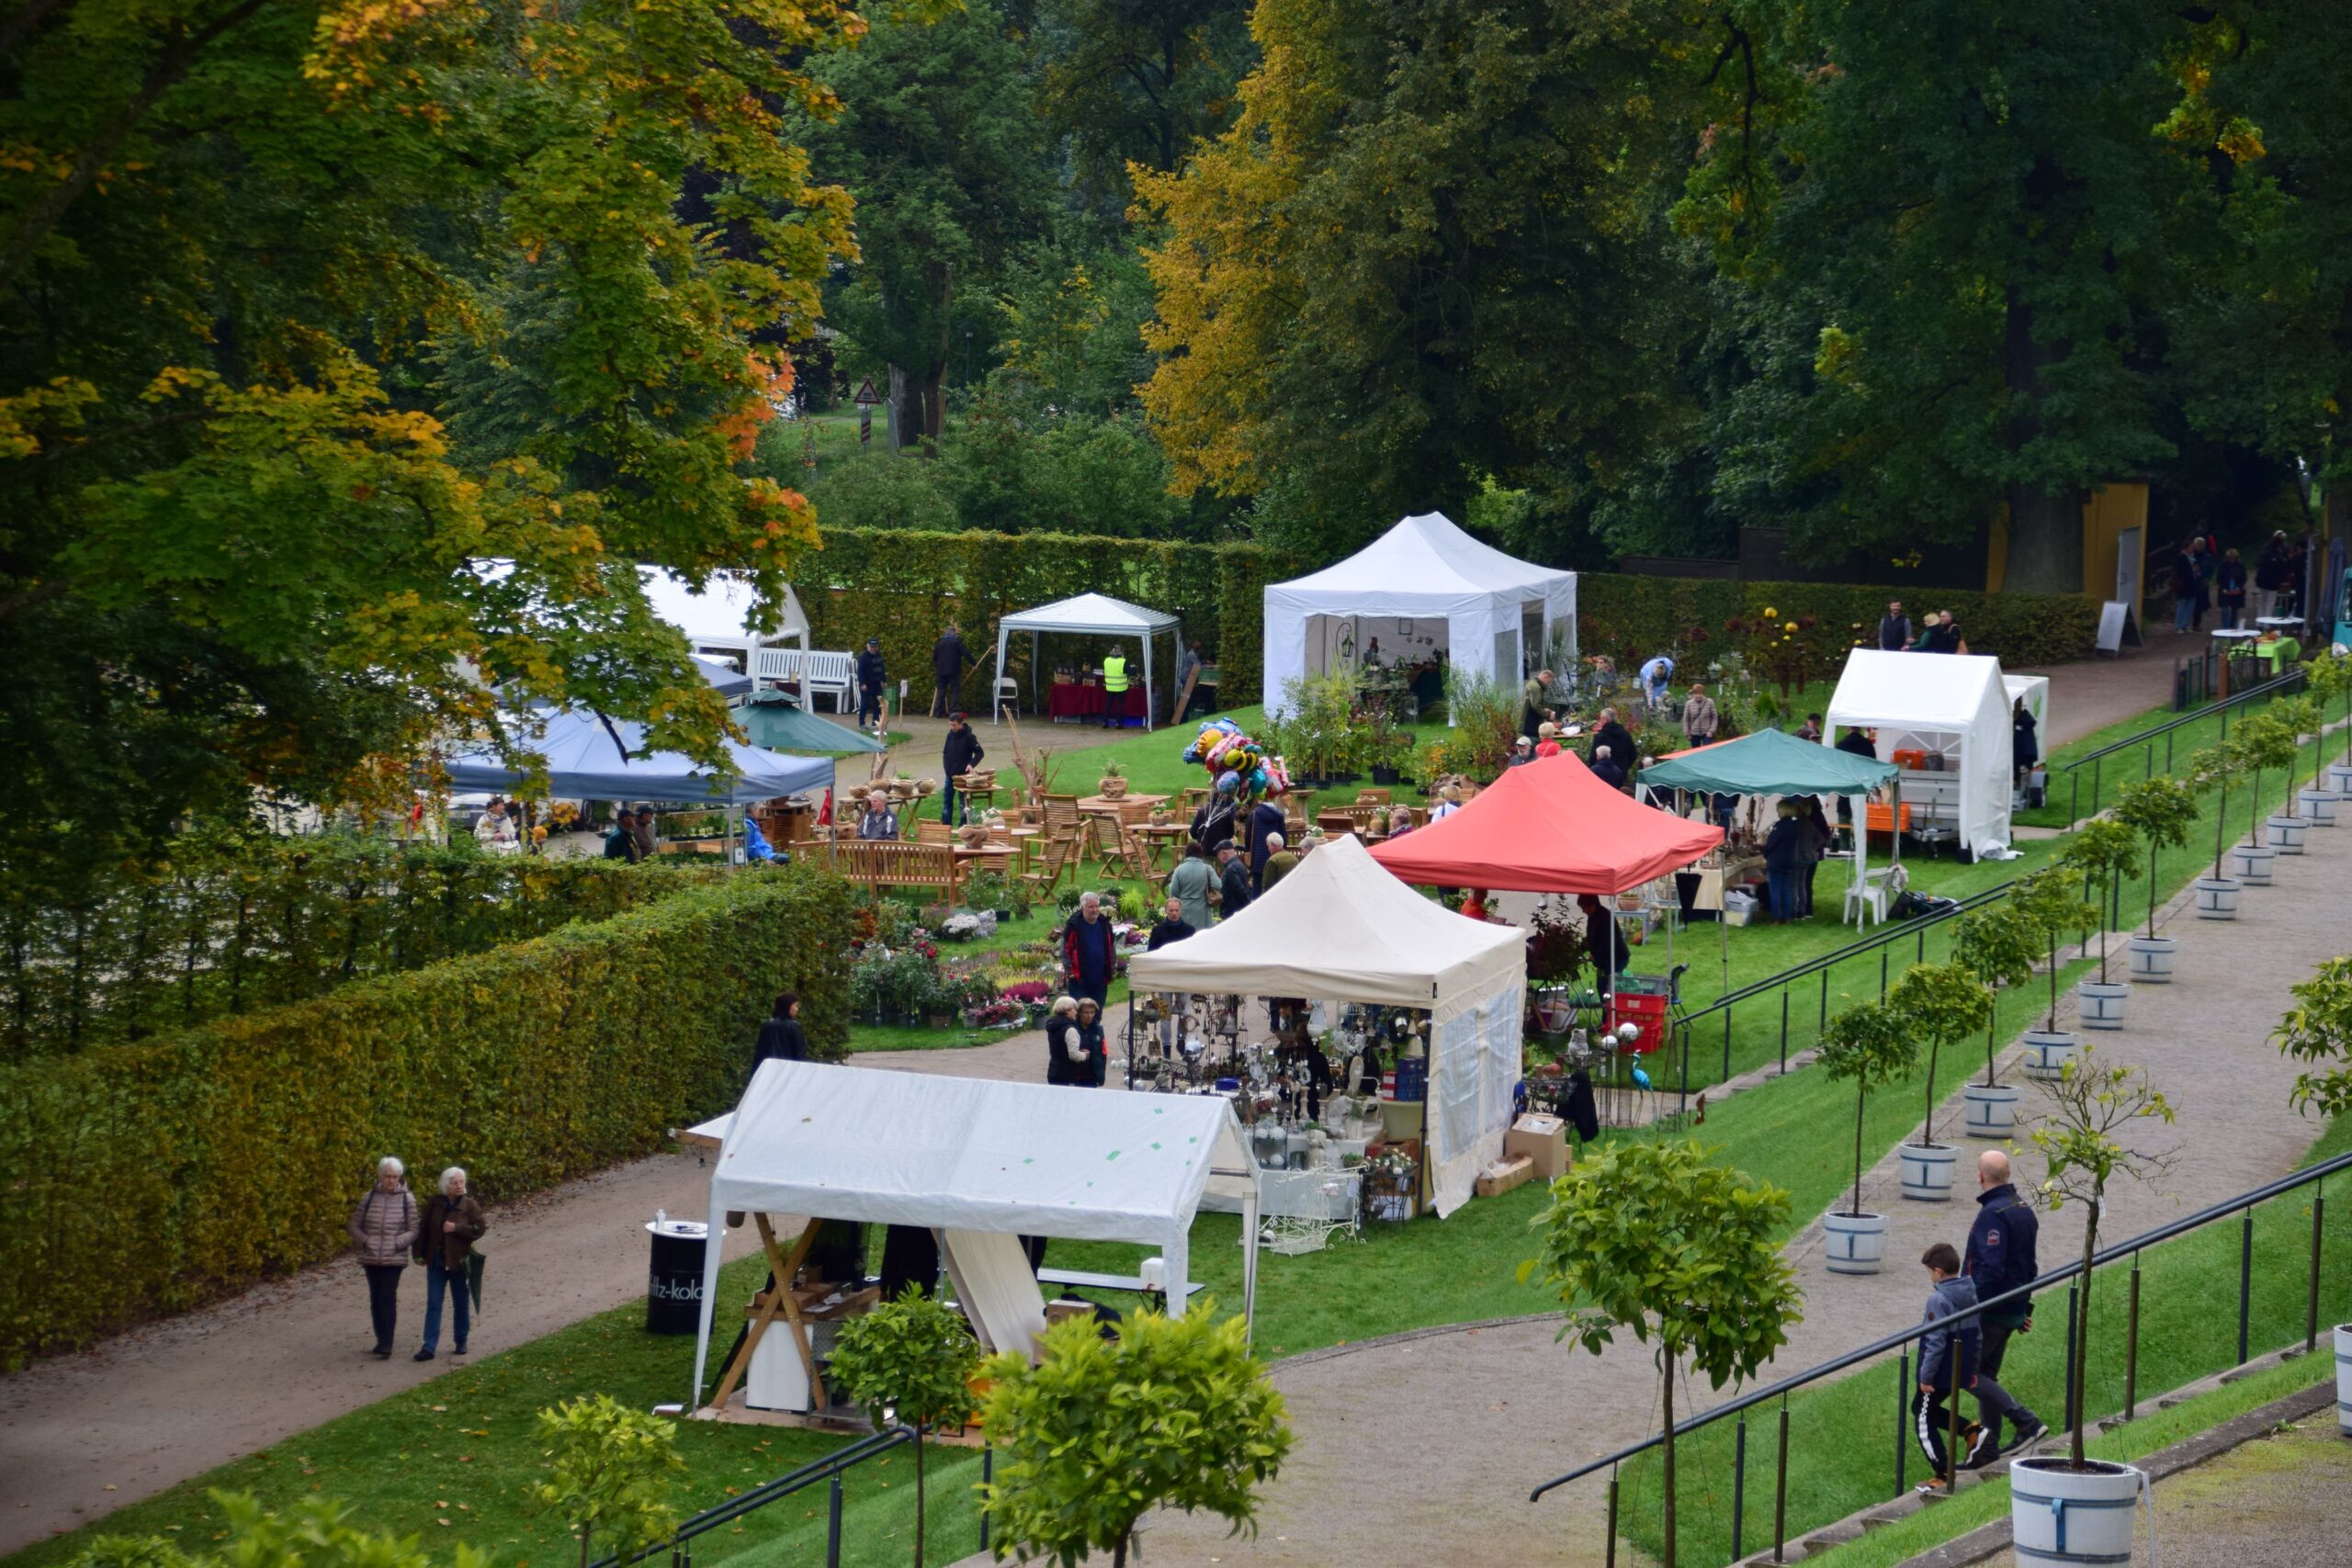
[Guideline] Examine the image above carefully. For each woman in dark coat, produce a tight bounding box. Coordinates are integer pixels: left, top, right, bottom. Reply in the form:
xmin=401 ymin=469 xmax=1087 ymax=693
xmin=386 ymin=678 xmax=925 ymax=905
xmin=751 ymin=992 xmax=806 ymax=1085
xmin=1073 ymin=998 xmax=1109 ymax=1087
xmin=1763 ymin=802 xmax=1806 ymax=923
xmin=1045 ymin=996 xmax=1084 ymax=1085
xmin=2012 ymin=699 xmax=2040 ymax=786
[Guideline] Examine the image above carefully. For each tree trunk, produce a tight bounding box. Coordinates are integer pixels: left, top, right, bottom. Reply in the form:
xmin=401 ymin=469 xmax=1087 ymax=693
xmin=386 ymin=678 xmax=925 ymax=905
xmin=1984 ymin=1005 xmax=1999 ymax=1089
xmin=1852 ymin=1086 xmax=1867 ymax=1219
xmin=2143 ymin=847 xmax=2158 ymax=940
xmin=2000 ymin=285 xmax=2084 ymax=594
xmin=2070 ymin=1207 xmax=2099 ymax=1467
xmin=2214 ymin=778 xmax=2229 ymax=879
xmin=1921 ymin=1042 xmax=1941 ymax=1146
xmin=1661 ymin=1365 xmax=1678 ymax=1568
xmin=886 ymin=363 xmax=922 ymax=453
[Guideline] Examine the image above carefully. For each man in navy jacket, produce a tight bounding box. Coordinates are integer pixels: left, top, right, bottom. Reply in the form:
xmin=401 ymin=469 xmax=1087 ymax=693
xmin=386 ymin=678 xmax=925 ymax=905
xmin=1962 ymin=1150 xmax=2048 ymax=1452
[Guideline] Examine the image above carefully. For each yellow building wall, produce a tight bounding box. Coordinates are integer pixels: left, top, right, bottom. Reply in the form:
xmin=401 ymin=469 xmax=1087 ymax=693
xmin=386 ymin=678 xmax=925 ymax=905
xmin=1983 ymin=483 xmax=2147 ymax=598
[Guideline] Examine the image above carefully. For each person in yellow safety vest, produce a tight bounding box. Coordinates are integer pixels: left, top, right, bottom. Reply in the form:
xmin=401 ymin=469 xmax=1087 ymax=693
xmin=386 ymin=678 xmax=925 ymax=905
xmin=1100 ymin=644 xmax=1128 ymax=728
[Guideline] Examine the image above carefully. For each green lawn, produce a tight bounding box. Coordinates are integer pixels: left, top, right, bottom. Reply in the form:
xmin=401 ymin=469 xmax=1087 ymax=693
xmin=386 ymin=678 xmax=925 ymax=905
xmin=2015 ymin=676 xmax=2333 ymax=828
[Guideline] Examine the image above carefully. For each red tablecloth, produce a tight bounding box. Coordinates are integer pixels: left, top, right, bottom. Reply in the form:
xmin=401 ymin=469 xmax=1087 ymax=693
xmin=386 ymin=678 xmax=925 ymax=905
xmin=1047 ymin=683 xmax=1148 ymax=721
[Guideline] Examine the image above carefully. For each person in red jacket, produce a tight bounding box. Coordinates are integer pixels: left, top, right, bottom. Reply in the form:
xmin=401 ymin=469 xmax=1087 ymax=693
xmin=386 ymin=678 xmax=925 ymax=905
xmin=1060 ymin=891 xmax=1115 ymax=1009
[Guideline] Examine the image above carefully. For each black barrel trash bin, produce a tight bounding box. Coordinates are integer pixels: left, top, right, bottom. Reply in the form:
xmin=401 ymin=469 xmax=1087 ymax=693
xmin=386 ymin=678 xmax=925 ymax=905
xmin=645 ymin=1218 xmax=709 ymax=1334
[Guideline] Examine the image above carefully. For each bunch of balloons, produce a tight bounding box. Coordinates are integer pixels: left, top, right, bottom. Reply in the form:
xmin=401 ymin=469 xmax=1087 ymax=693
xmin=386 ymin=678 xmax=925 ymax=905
xmin=1182 ymin=716 xmax=1289 ymax=799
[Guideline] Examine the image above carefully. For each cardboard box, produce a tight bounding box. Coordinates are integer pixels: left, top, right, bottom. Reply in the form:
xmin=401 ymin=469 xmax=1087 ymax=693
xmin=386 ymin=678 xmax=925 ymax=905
xmin=1475 ymin=1154 xmax=1535 ymax=1198
xmin=1504 ymin=1113 xmax=1571 ymax=1180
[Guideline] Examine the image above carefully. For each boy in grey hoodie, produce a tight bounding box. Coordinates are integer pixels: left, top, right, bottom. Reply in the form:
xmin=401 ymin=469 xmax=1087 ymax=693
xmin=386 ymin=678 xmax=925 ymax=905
xmin=1913 ymin=1243 xmax=2002 ymax=1488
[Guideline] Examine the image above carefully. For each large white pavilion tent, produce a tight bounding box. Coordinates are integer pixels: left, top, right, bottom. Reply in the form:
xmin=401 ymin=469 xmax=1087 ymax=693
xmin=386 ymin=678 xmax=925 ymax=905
xmin=1261 ymin=513 xmax=1576 ymax=716
xmin=1127 ymin=836 xmax=1525 ymax=1217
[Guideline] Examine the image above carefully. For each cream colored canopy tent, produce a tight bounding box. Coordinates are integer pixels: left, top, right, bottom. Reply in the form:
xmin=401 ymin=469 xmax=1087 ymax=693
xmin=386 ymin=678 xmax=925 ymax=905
xmin=682 ymin=1061 xmax=1259 ymax=1410
xmin=1127 ymin=835 xmax=1526 ymax=1217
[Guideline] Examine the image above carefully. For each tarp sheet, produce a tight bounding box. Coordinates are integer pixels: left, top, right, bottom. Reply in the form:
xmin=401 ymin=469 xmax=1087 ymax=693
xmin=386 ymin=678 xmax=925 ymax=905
xmin=1639 ymin=727 xmax=1897 ymax=798
xmin=1368 ymin=750 xmax=1722 ymax=895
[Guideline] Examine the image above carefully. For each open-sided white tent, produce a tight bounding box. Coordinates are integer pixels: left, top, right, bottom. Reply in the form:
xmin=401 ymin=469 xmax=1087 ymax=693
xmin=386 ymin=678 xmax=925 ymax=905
xmin=991 ymin=592 xmax=1182 ymax=728
xmin=2004 ymin=673 xmax=2052 ymax=750
xmin=640 ymin=567 xmax=810 ymax=669
xmin=1127 ymin=836 xmax=1525 ymax=1217
xmin=1261 ymin=513 xmax=1576 ymax=717
xmin=1826 ymin=650 xmax=2015 ymax=861
xmin=684 ymin=1061 xmax=1258 ymax=1407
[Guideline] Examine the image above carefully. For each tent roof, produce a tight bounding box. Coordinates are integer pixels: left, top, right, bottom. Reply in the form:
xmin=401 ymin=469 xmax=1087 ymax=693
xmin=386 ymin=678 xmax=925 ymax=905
xmin=1368 ymin=751 xmax=1723 ymax=895
xmin=997 ymin=592 xmax=1180 ymax=637
xmin=1640 ymin=727 xmax=1897 ymax=797
xmin=640 ymin=567 xmax=809 ymax=648
xmin=737 ymin=690 xmax=887 ymax=753
xmin=693 ymin=1061 xmax=1252 ymax=1242
xmin=694 ymin=656 xmax=755 ymax=698
xmin=1826 ymin=650 xmax=2008 ymax=730
xmin=1266 ymin=513 xmax=1576 ymax=604
xmin=442 ymin=706 xmax=831 ymax=805
xmin=1127 ymin=834 xmax=1522 ymax=1006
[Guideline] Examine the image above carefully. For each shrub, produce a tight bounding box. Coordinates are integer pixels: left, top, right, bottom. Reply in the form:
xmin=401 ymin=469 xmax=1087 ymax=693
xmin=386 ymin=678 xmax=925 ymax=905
xmin=827 ymin=1288 xmax=982 ymax=1566
xmin=0 ymin=863 xmax=854 ymax=1366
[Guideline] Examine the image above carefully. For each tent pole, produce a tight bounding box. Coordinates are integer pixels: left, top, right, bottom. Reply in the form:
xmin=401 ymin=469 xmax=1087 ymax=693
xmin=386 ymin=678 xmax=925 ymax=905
xmin=993 ymin=626 xmax=1009 ymax=724
xmin=1032 ymin=630 xmax=1040 ymax=716
xmin=1143 ymin=631 xmax=1155 ymax=733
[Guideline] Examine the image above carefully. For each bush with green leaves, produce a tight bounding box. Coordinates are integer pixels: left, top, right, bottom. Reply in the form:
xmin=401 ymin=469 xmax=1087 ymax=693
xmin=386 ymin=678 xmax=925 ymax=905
xmin=0 ymin=863 xmax=852 ymax=1365
xmin=2113 ymin=774 xmax=2199 ymax=938
xmin=2228 ymin=711 xmax=2301 ymax=846
xmin=2010 ymin=868 xmax=2100 ymax=1032
xmin=1885 ymin=961 xmax=1991 ymax=1145
xmin=532 ymin=1395 xmax=685 ymax=1568
xmin=826 ymin=1287 xmax=982 ymax=1567
xmin=1817 ymin=999 xmax=1919 ymax=1219
xmin=978 ymin=1304 xmax=1291 ymax=1568
xmin=2273 ymin=954 xmax=2352 ymax=1121
xmin=1522 ymin=1140 xmax=1800 ymax=1568
xmin=2059 ymin=818 xmax=2138 ymax=985
xmin=71 ymin=1494 xmax=484 ymax=1568
xmin=1952 ymin=901 xmax=2043 ymax=1088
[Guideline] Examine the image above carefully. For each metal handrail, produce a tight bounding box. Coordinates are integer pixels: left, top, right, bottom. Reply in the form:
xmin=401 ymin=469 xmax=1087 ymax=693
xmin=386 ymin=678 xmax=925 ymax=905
xmin=588 ymin=1423 xmax=922 ymax=1568
xmin=1528 ymin=1146 xmax=2352 ymax=1504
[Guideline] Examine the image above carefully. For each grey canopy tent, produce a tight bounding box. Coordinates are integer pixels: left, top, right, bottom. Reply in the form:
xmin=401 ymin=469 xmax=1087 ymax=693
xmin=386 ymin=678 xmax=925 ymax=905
xmin=990 ymin=592 xmax=1182 ymax=728
xmin=441 ymin=706 xmax=831 ymax=806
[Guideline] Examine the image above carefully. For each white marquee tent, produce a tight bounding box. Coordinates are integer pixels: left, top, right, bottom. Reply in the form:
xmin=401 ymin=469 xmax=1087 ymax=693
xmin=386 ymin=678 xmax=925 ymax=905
xmin=2004 ymin=673 xmax=2052 ymax=751
xmin=640 ymin=567 xmax=810 ymax=669
xmin=991 ymin=591 xmax=1182 ymax=728
xmin=1127 ymin=835 xmax=1526 ymax=1217
xmin=1826 ymin=650 xmax=2015 ymax=862
xmin=1261 ymin=513 xmax=1577 ymax=716
xmin=684 ymin=1061 xmax=1260 ymax=1405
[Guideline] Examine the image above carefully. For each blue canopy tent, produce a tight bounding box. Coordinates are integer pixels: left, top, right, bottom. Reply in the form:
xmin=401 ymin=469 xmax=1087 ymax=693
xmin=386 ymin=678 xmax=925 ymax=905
xmin=443 ymin=707 xmax=831 ymax=807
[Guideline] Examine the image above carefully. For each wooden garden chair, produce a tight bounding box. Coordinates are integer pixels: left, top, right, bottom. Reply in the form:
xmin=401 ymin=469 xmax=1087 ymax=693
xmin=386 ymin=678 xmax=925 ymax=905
xmin=1019 ymin=832 xmax=1078 ymax=901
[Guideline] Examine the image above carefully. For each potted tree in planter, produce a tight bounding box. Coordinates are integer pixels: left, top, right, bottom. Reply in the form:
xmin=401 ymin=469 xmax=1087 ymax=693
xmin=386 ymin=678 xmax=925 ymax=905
xmin=1887 ymin=960 xmax=1991 ymax=1196
xmin=2185 ymin=739 xmax=2246 ymax=917
xmin=2061 ymin=818 xmax=2136 ymax=1029
xmin=1523 ymin=1140 xmax=1801 ymax=1568
xmin=2315 ymin=649 xmax=2352 ymax=796
xmin=2013 ymin=868 xmax=2098 ymax=1079
xmin=2298 ymin=654 xmax=2351 ymax=818
xmin=2233 ymin=708 xmax=2305 ymax=860
xmin=2111 ymin=775 xmax=2197 ymax=984
xmin=2270 ymin=953 xmax=2352 ymax=1437
xmin=1816 ymin=998 xmax=1918 ymax=1271
xmin=1952 ymin=902 xmax=2042 ymax=1139
xmin=2011 ymin=1047 xmax=2176 ymax=1562
xmin=2271 ymin=695 xmax=2324 ymax=837
xmin=828 ymin=1287 xmax=981 ymax=1568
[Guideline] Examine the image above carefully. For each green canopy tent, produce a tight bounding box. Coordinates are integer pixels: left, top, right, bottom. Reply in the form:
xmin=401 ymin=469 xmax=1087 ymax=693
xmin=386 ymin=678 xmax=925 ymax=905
xmin=735 ymin=690 xmax=888 ymax=754
xmin=1638 ymin=728 xmax=1903 ymax=981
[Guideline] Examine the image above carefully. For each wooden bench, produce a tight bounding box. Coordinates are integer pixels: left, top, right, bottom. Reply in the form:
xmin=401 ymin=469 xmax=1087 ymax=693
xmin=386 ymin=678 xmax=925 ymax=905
xmin=825 ymin=838 xmax=965 ymax=898
xmin=753 ymin=648 xmax=859 ymax=713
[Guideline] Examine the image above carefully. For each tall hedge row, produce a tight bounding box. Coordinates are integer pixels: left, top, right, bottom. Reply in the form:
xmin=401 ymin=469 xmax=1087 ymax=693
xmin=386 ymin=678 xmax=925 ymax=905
xmin=2 ymin=838 xmax=718 ymax=1061
xmin=1577 ymin=577 xmax=2100 ymax=671
xmin=0 ymin=863 xmax=853 ymax=1367
xmin=798 ymin=529 xmax=1306 ymax=716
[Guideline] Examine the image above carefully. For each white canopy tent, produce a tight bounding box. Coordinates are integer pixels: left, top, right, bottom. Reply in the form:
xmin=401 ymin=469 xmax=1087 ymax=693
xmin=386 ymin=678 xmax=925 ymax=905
xmin=640 ymin=567 xmax=810 ymax=670
xmin=1261 ymin=513 xmax=1577 ymax=718
xmin=684 ymin=1061 xmax=1259 ymax=1409
xmin=990 ymin=592 xmax=1182 ymax=728
xmin=1826 ymin=650 xmax=2016 ymax=862
xmin=2004 ymin=673 xmax=2052 ymax=747
xmin=1127 ymin=836 xmax=1526 ymax=1217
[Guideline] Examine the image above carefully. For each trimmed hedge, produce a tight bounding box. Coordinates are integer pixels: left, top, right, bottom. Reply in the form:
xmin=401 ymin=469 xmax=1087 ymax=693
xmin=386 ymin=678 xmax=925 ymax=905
xmin=0 ymin=863 xmax=853 ymax=1366
xmin=798 ymin=529 xmax=1306 ymax=716
xmin=2 ymin=837 xmax=718 ymax=1061
xmin=1579 ymin=576 xmax=2100 ymax=671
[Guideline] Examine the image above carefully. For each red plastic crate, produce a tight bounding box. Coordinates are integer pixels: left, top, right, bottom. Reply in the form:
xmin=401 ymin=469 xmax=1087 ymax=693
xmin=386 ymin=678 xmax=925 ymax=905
xmin=1606 ymin=990 xmax=1668 ymax=1055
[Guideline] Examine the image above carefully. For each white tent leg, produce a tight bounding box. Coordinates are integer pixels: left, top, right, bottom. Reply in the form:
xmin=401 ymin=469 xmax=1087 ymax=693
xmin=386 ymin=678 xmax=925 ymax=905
xmin=1163 ymin=1231 xmax=1189 ymax=1325
xmin=993 ymin=626 xmax=1011 ymax=723
xmin=1238 ymin=1181 xmax=1260 ymax=1343
xmin=687 ymin=1208 xmax=728 ymax=1411
xmin=1142 ymin=635 xmax=1155 ymax=733
xmin=1032 ymin=631 xmax=1041 ymax=716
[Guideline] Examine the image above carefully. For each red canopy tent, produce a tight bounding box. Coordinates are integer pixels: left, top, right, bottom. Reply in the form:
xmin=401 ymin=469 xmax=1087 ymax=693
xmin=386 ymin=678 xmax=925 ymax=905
xmin=1367 ymin=751 xmax=1722 ymax=894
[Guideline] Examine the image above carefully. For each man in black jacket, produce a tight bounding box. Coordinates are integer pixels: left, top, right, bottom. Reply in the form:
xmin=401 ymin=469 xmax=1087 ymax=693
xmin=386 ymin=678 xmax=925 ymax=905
xmin=855 ymin=637 xmax=887 ymax=728
xmin=1590 ymin=708 xmax=1636 ymax=783
xmin=1216 ymin=842 xmax=1253 ymax=919
xmin=931 ymin=623 xmax=967 ymax=716
xmin=940 ymin=711 xmax=984 ymax=825
xmin=1962 ymin=1150 xmax=2048 ymax=1453
xmin=1878 ymin=600 xmax=1912 ymax=650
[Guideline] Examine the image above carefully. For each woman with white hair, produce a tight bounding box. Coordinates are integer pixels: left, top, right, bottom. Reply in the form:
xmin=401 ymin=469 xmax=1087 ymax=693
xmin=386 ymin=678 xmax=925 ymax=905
xmin=414 ymin=1166 xmax=487 ymax=1361
xmin=1044 ymin=996 xmax=1085 ymax=1086
xmin=346 ymin=1156 xmax=416 ymax=1359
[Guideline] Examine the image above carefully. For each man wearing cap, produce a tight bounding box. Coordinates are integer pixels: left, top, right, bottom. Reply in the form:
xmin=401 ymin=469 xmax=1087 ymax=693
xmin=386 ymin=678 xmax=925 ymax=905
xmin=1507 ymin=736 xmax=1535 ymax=767
xmin=855 ymin=636 xmax=887 ymax=728
xmin=1216 ymin=840 xmax=1253 ymax=919
xmin=940 ymin=710 xmax=984 ymax=826
xmin=628 ymin=803 xmax=660 ymax=862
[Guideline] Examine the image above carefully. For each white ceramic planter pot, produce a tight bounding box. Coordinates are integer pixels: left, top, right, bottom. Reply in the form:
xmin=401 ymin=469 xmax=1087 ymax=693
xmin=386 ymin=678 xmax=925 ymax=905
xmin=1899 ymin=1143 xmax=1957 ymax=1202
xmin=2328 ymin=761 xmax=2352 ymax=795
xmin=2192 ymin=875 xmax=2243 ymax=919
xmin=2231 ymin=842 xmax=2277 ymax=885
xmin=2076 ymin=980 xmax=2130 ymax=1032
xmin=2299 ymin=788 xmax=2340 ymax=824
xmin=2126 ymin=934 xmax=2177 ymax=984
xmin=2022 ymin=1030 xmax=2081 ymax=1082
xmin=1964 ymin=1082 xmax=2021 ymax=1140
xmin=1823 ymin=1210 xmax=1887 ymax=1275
xmin=2011 ymin=1458 xmax=2143 ymax=1566
xmin=2267 ymin=814 xmax=2308 ymax=854
xmin=2336 ymin=1323 xmax=2351 ymax=1436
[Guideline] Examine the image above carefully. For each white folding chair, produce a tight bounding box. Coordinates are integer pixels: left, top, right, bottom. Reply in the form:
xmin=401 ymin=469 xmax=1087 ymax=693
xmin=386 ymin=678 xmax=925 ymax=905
xmin=1845 ymin=863 xmax=1907 ymax=929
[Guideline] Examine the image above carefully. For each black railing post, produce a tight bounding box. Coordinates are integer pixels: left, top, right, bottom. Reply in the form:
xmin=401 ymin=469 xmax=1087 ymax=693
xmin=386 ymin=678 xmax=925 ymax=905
xmin=2070 ymin=770 xmax=2080 ymax=826
xmin=1723 ymin=1008 xmax=1733 ymax=1085
xmin=1772 ymin=1398 xmax=1790 ymax=1564
xmin=1893 ymin=1350 xmax=1909 ymax=1497
xmin=825 ymin=1474 xmax=843 ymax=1568
xmin=980 ymin=1444 xmax=994 ymax=1552
xmin=2092 ymin=757 xmax=2102 ymax=818
xmin=2063 ymin=1286 xmax=2080 ymax=1434
xmin=1732 ymin=1415 xmax=1747 ymax=1561
xmin=1879 ymin=947 xmax=1888 ymax=998
xmin=1779 ymin=989 xmax=1789 ymax=1073
xmin=2309 ymin=1191 xmax=2326 ymax=1353
xmin=2238 ymin=1207 xmax=2255 ymax=1365
xmin=1605 ymin=1469 xmax=1619 ymax=1568
xmin=2124 ymin=1252 xmax=2142 ymax=1421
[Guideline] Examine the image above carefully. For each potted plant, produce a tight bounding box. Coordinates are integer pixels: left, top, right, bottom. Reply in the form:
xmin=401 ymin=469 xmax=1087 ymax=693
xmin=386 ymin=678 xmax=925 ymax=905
xmin=979 ymin=1305 xmax=1292 ymax=1568
xmin=2011 ymin=1047 xmax=2176 ymax=1562
xmin=533 ymin=1394 xmax=685 ymax=1568
xmin=2233 ymin=707 xmax=2305 ymax=861
xmin=2111 ymin=775 xmax=2197 ymax=983
xmin=1815 ymin=998 xmax=1918 ymax=1271
xmin=2298 ymin=654 xmax=2351 ymax=817
xmin=1097 ymin=758 xmax=1129 ymax=800
xmin=2271 ymin=953 xmax=2352 ymax=1438
xmin=2012 ymin=868 xmax=2098 ymax=1079
xmin=2179 ymin=740 xmax=2246 ymax=918
xmin=1886 ymin=961 xmax=1990 ymax=1198
xmin=828 ymin=1286 xmax=983 ymax=1568
xmin=2316 ymin=649 xmax=2352 ymax=796
xmin=2061 ymin=819 xmax=2135 ymax=1029
xmin=1523 ymin=1140 xmax=1801 ymax=1568
xmin=1952 ymin=902 xmax=2041 ymax=1139
xmin=2193 ymin=736 xmax=2269 ymax=889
